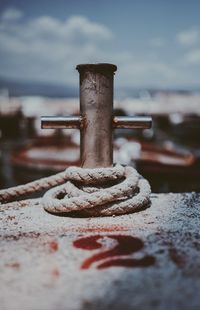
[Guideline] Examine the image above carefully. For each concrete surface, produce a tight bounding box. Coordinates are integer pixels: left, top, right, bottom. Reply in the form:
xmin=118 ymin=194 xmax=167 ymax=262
xmin=0 ymin=193 xmax=200 ymax=310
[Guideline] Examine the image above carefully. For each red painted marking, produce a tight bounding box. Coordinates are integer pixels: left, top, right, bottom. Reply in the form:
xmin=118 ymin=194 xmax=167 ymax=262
xmin=74 ymin=235 xmax=102 ymax=251
xmin=73 ymin=235 xmax=155 ymax=269
xmin=51 ymin=268 xmax=60 ymax=278
xmin=49 ymin=240 xmax=59 ymax=252
xmin=97 ymin=256 xmax=155 ymax=269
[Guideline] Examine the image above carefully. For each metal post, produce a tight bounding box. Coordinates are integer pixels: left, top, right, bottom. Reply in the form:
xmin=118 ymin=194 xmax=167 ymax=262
xmin=76 ymin=64 xmax=117 ymax=168
xmin=41 ymin=63 xmax=152 ymax=169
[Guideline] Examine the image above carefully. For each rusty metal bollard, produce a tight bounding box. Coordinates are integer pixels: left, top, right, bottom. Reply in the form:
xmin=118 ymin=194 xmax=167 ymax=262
xmin=41 ymin=63 xmax=152 ymax=168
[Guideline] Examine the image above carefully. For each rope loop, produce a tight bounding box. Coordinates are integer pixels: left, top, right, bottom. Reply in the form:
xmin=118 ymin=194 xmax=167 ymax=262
xmin=0 ymin=165 xmax=151 ymax=216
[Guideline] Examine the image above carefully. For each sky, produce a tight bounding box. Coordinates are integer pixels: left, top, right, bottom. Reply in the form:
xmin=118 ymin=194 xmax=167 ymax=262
xmin=0 ymin=0 xmax=200 ymax=89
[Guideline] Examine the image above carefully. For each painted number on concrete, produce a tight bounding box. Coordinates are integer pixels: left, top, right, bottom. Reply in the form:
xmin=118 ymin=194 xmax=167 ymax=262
xmin=73 ymin=235 xmax=155 ymax=269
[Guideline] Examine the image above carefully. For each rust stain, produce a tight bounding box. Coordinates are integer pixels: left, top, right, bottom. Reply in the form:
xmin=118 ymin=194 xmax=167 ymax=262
xmin=77 ymin=224 xmax=128 ymax=233
xmin=169 ymin=247 xmax=185 ymax=268
xmin=3 ymin=232 xmax=41 ymax=241
xmin=6 ymin=216 xmax=16 ymax=221
xmin=51 ymin=268 xmax=60 ymax=278
xmin=5 ymin=262 xmax=20 ymax=269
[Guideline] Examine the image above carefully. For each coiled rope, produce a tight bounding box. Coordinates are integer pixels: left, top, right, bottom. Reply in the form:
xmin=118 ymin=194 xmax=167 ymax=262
xmin=0 ymin=164 xmax=151 ymax=216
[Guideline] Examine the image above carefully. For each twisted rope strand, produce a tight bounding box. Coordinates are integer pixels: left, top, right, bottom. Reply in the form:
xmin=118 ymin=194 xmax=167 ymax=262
xmin=0 ymin=164 xmax=151 ymax=216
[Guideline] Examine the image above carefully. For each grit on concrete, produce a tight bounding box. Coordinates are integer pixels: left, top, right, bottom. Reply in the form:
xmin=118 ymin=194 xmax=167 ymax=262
xmin=0 ymin=193 xmax=200 ymax=310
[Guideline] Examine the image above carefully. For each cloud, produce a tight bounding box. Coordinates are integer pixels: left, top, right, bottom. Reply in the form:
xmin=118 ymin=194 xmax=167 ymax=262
xmin=177 ymin=29 xmax=199 ymax=46
xmin=183 ymin=49 xmax=200 ymax=64
xmin=118 ymin=60 xmax=178 ymax=88
xmin=27 ymin=15 xmax=113 ymax=43
xmin=149 ymin=37 xmax=165 ymax=47
xmin=0 ymin=9 xmax=113 ymax=85
xmin=0 ymin=8 xmax=200 ymax=89
xmin=1 ymin=8 xmax=24 ymax=21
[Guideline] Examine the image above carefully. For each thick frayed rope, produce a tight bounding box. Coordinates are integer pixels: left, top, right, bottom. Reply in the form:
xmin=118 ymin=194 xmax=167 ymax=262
xmin=0 ymin=164 xmax=151 ymax=216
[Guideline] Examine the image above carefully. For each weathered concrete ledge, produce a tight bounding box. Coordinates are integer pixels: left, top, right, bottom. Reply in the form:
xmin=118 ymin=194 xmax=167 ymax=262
xmin=0 ymin=193 xmax=200 ymax=310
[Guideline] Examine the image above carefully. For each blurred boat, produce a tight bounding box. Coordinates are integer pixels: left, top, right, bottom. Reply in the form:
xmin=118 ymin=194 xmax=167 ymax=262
xmin=168 ymin=113 xmax=200 ymax=147
xmin=11 ymin=136 xmax=80 ymax=183
xmin=10 ymin=135 xmax=200 ymax=192
xmin=115 ymin=137 xmax=200 ymax=192
xmin=134 ymin=141 xmax=200 ymax=192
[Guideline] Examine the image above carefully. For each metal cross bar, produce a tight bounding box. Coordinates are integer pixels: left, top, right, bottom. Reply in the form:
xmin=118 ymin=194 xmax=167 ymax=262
xmin=41 ymin=116 xmax=151 ymax=130
xmin=41 ymin=63 xmax=152 ymax=168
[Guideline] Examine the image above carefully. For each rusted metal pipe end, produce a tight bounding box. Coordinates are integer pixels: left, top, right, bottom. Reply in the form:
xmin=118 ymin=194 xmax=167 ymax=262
xmin=77 ymin=63 xmax=116 ymax=168
xmin=76 ymin=63 xmax=117 ymax=75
